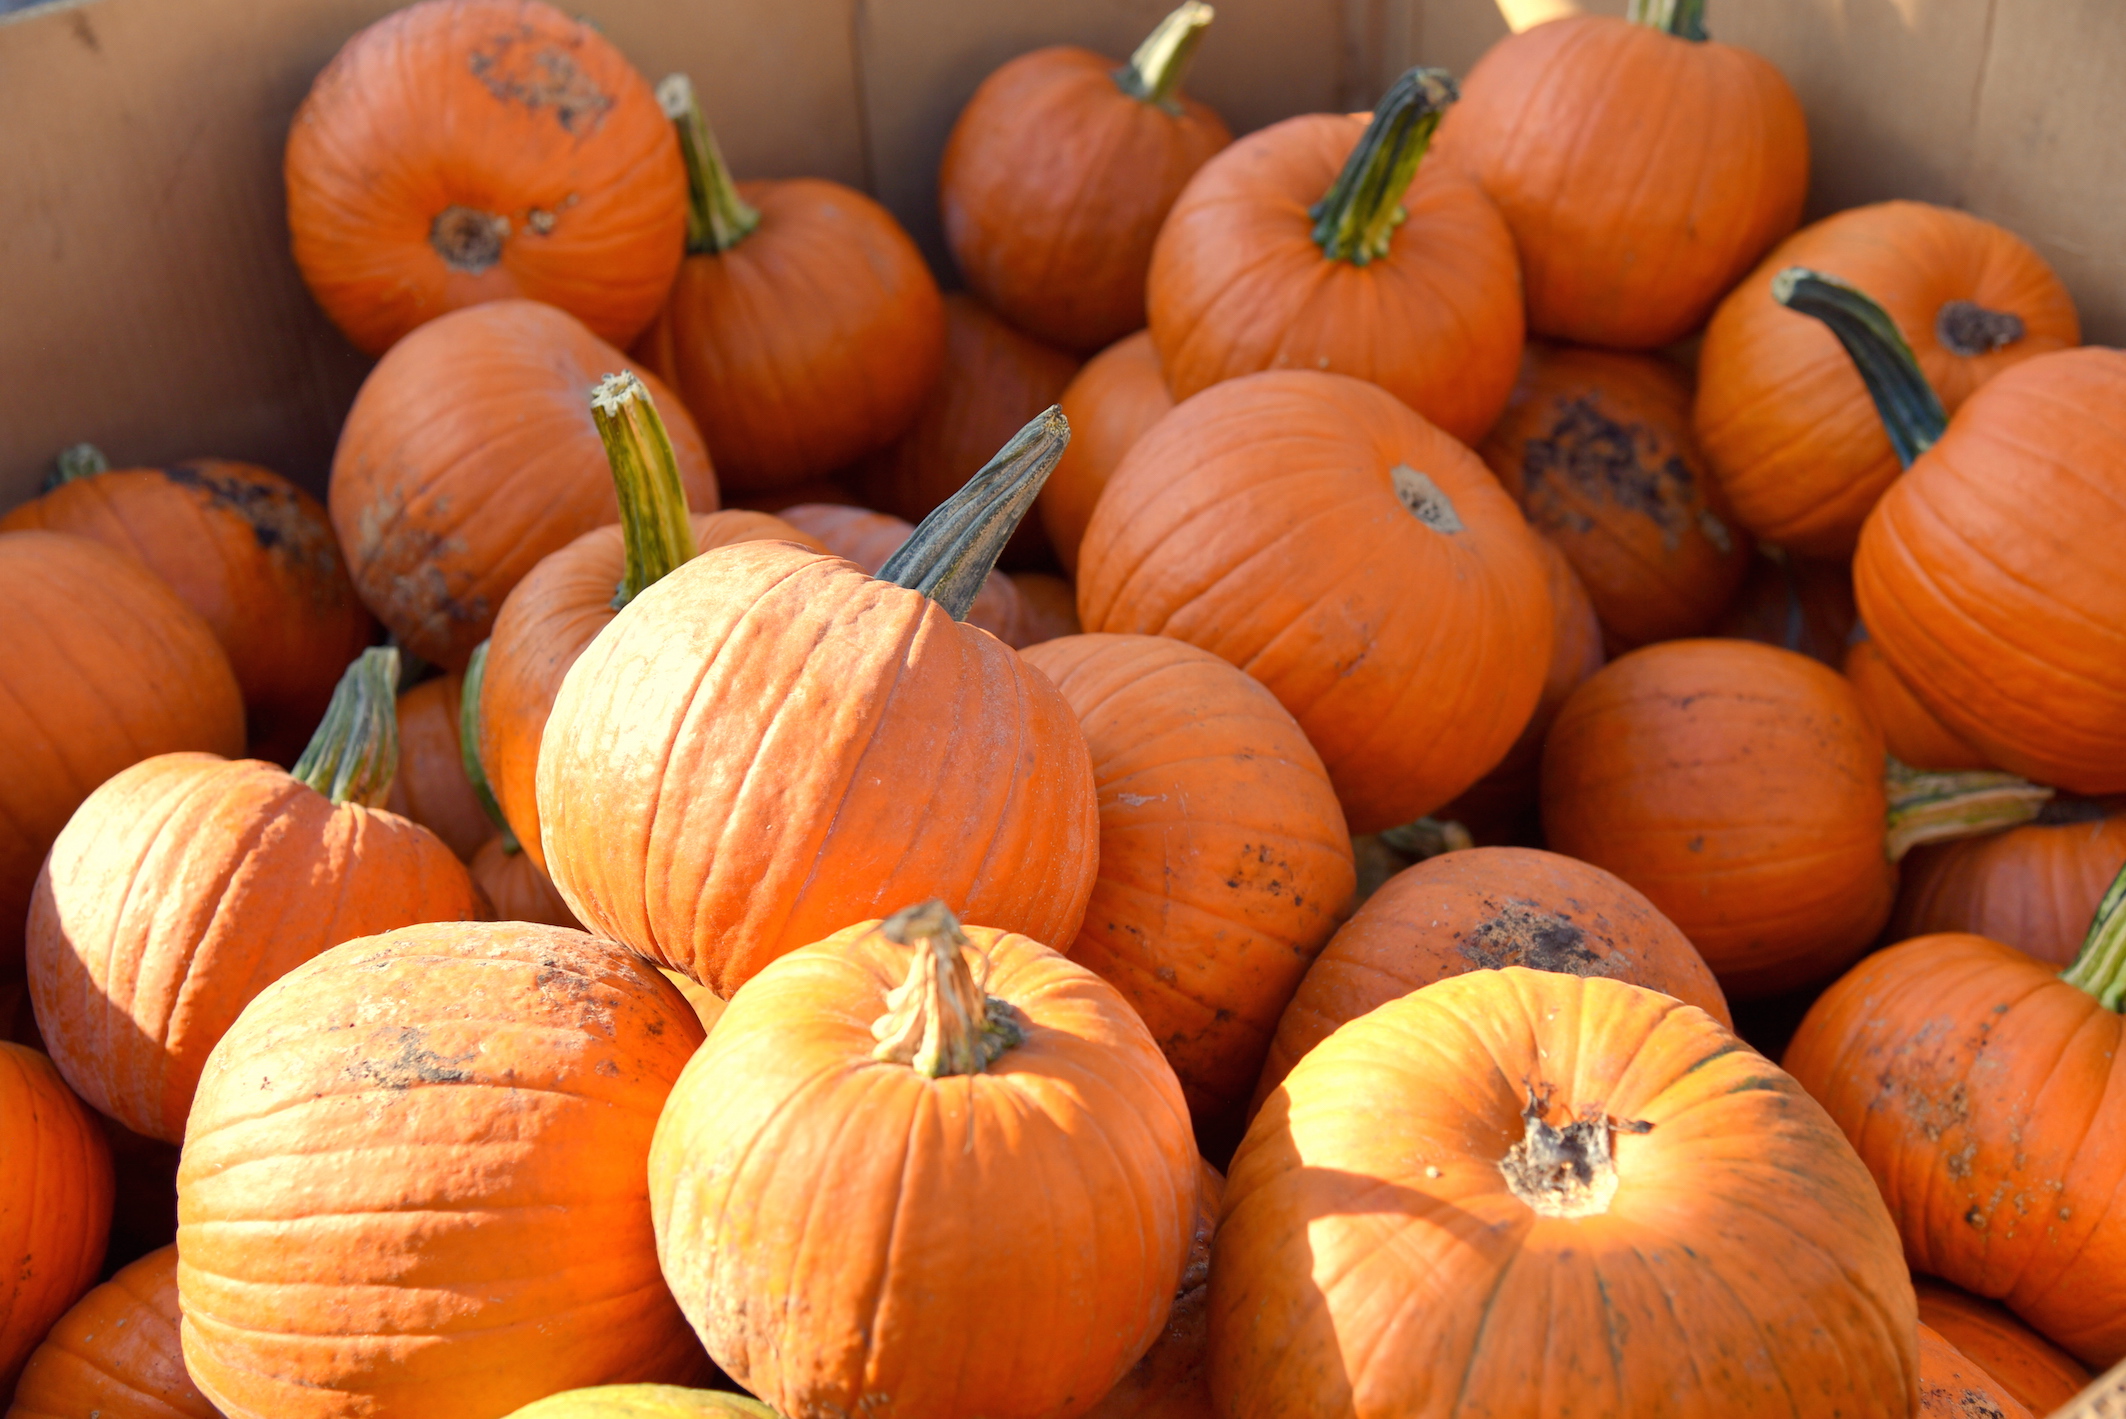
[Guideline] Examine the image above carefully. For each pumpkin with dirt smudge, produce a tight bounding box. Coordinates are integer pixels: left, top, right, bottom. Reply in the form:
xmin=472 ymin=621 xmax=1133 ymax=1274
xmin=1915 ymin=1323 xmax=2034 ymax=1419
xmin=6 ymin=1245 xmax=217 ymax=1419
xmin=1915 ymin=1277 xmax=2089 ymax=1415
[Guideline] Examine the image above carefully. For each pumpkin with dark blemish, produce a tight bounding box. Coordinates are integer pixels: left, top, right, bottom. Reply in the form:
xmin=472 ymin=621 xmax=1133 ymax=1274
xmin=1916 ymin=1277 xmax=2089 ymax=1415
xmin=1891 ymin=799 xmax=2126 ymax=968
xmin=1916 ymin=1322 xmax=2036 ymax=1419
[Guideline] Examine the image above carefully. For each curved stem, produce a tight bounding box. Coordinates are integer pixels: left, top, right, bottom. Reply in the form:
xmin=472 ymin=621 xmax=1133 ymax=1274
xmin=1114 ymin=1 xmax=1215 ymax=111
xmin=45 ymin=443 xmax=108 ymax=490
xmin=657 ymin=73 xmax=761 ymax=256
xmin=1310 ymin=67 xmax=1458 ymax=266
xmin=458 ymin=640 xmax=520 ymax=853
xmin=1773 ymin=268 xmax=1948 ymax=469
xmin=2062 ymin=862 xmax=2126 ymax=1010
xmin=878 ymin=406 xmax=1070 ymax=620
xmin=590 ymin=372 xmax=698 ymax=610
xmin=1882 ymin=757 xmax=2054 ymax=862
xmin=293 ymin=647 xmax=400 ymax=807
xmin=870 ymin=901 xmax=1025 ymax=1078
xmin=1627 ymin=0 xmax=1708 ymax=39
xmin=1380 ymin=816 xmax=1474 ymax=860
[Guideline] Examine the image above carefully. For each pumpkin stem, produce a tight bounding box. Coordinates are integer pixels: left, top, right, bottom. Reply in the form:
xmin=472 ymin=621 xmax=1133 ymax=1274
xmin=1310 ymin=67 xmax=1458 ymax=266
xmin=590 ymin=372 xmax=698 ymax=611
xmin=2061 ymin=862 xmax=2126 ymax=1010
xmin=1114 ymin=1 xmax=1215 ymax=112
xmin=878 ymin=406 xmax=1070 ymax=621
xmin=1882 ymin=756 xmax=2054 ymax=862
xmin=1498 ymin=1085 xmax=1649 ymax=1219
xmin=293 ymin=647 xmax=400 ymax=808
xmin=1773 ymin=267 xmax=1949 ymax=469
xmin=1626 ymin=0 xmax=1708 ymax=39
xmin=658 ymin=74 xmax=761 ymax=256
xmin=1379 ymin=816 xmax=1474 ymax=860
xmin=870 ymin=900 xmax=1026 ymax=1078
xmin=44 ymin=442 xmax=108 ymax=490
xmin=458 ymin=641 xmax=520 ymax=854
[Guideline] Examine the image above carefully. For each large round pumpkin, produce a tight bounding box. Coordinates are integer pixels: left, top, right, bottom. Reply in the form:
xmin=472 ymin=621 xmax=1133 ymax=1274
xmin=329 ymin=299 xmax=717 ymax=670
xmin=775 ymin=502 xmax=1027 ymax=646
xmin=1916 ymin=1277 xmax=2091 ymax=1415
xmin=1 ymin=1040 xmax=115 ymax=1398
xmin=0 ymin=532 xmax=245 ymax=972
xmin=1084 ymin=1160 xmax=1223 ymax=1419
xmin=1020 ymin=633 xmax=1355 ymax=1142
xmin=6 ymin=1245 xmax=215 ymax=1419
xmin=649 ymin=903 xmax=1198 ymax=1419
xmin=1890 ymin=800 xmax=2126 ymax=967
xmin=1213 ymin=969 xmax=1917 ymax=1415
xmin=176 ymin=921 xmax=709 ymax=1418
xmin=1041 ymin=330 xmax=1174 ymax=577
xmin=1078 ymin=369 xmax=1552 ymax=835
xmin=1436 ymin=10 xmax=1808 ymax=349
xmin=385 ymin=670 xmax=491 ymax=860
xmin=502 ymin=1388 xmax=773 ymax=1419
xmin=285 ymin=0 xmax=685 ymax=356
xmin=1843 ymin=635 xmax=1990 ymax=772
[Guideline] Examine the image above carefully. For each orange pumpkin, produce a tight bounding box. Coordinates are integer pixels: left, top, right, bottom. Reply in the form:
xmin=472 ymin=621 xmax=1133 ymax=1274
xmin=1917 ymin=1324 xmax=2034 ymax=1419
xmin=1711 ymin=547 xmax=1858 ymax=667
xmin=1085 ymin=1160 xmax=1223 ymax=1419
xmin=177 ymin=922 xmax=709 ymax=1418
xmin=1213 ymin=969 xmax=1917 ymax=1415
xmin=0 ymin=532 xmax=245 ymax=972
xmin=1148 ymin=68 xmax=1521 ymax=445
xmin=1 ymin=1041 xmax=114 ymax=1398
xmin=27 ymin=648 xmax=481 ymax=1144
xmin=940 ymin=3 xmax=1232 ymax=353
xmin=1916 ymin=1277 xmax=2090 ymax=1415
xmin=649 ymin=903 xmax=1197 ymax=1419
xmin=1021 ymin=633 xmax=1355 ymax=1143
xmin=1078 ymin=369 xmax=1552 ymax=835
xmin=470 ymin=834 xmax=583 ymax=930
xmin=1844 ymin=634 xmax=1989 ymax=772
xmin=633 ymin=77 xmax=944 ymax=492
xmin=6 ymin=1245 xmax=216 ymax=1419
xmin=285 ymin=0 xmax=685 ymax=356
xmin=384 ymin=671 xmax=491 ymax=860
xmin=0 ymin=456 xmax=374 ymax=765
xmin=1007 ymin=571 xmax=1082 ymax=646
xmin=1478 ymin=342 xmax=1751 ymax=649
xmin=1437 ymin=8 xmax=1808 ymax=349
xmin=1041 ymin=331 xmax=1174 ymax=577
xmin=1697 ymin=202 xmax=2079 ymax=557
xmin=1891 ymin=800 xmax=2126 ymax=968
xmin=775 ymin=502 xmax=1025 ymax=646
xmin=501 ymin=1387 xmax=773 ymax=1418
xmin=329 ymin=299 xmax=717 ymax=670
xmin=656 ymin=969 xmax=727 ymax=1037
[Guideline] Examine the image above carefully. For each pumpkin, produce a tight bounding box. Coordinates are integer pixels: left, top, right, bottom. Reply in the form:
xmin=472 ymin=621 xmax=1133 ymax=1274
xmin=723 ymin=476 xmax=858 ymax=515
xmin=1477 ymin=342 xmax=1751 ymax=650
xmin=176 ymin=921 xmax=708 ymax=1418
xmin=27 ymin=648 xmax=482 ymax=1144
xmin=501 ymin=1388 xmax=774 ymax=1419
xmin=1020 ymin=633 xmax=1355 ymax=1143
xmin=1007 ymin=571 xmax=1082 ymax=645
xmin=0 ymin=532 xmax=245 ymax=972
xmin=1212 ymin=968 xmax=1917 ymax=1415
xmin=1844 ymin=634 xmax=1990 ymax=772
xmin=1041 ymin=330 xmax=1174 ymax=577
xmin=1084 ymin=1159 xmax=1223 ymax=1419
xmin=775 ymin=502 xmax=1026 ymax=646
xmin=0 ymin=1041 xmax=114 ymax=1398
xmin=539 ymin=409 xmax=1097 ymax=994
xmin=656 ymin=970 xmax=726 ymax=1037
xmin=1436 ymin=5 xmax=1808 ymax=349
xmin=1916 ymin=1277 xmax=2091 ymax=1415
xmin=285 ymin=0 xmax=685 ymax=357
xmin=329 ymin=298 xmax=717 ymax=670
xmin=0 ymin=454 xmax=375 ymax=765
xmin=470 ymin=835 xmax=583 ymax=930
xmin=849 ymin=293 xmax=1080 ymax=567
xmin=649 ymin=902 xmax=1197 ymax=1419
xmin=1890 ymin=799 xmax=2126 ymax=967
xmin=384 ymin=671 xmax=491 ymax=860
xmin=940 ymin=3 xmax=1231 ymax=353
xmin=632 ymin=77 xmax=944 ymax=492
xmin=6 ymin=1245 xmax=216 ymax=1419
xmin=1078 ymin=369 xmax=1552 ymax=835
xmin=1917 ymin=1324 xmax=2035 ymax=1419
xmin=1697 ymin=202 xmax=2078 ymax=557
xmin=1710 ymin=546 xmax=1858 ymax=667
xmin=1147 ymin=67 xmax=1521 ymax=445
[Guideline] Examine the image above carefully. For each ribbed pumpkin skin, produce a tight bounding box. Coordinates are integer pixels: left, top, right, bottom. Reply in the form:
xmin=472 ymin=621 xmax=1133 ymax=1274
xmin=1479 ymin=343 xmax=1751 ymax=650
xmin=176 ymin=922 xmax=709 ymax=1419
xmin=0 ymin=532 xmax=245 ymax=973
xmin=634 ymin=179 xmax=944 ymax=492
xmin=470 ymin=837 xmax=583 ymax=929
xmin=1916 ymin=1324 xmax=2033 ymax=1419
xmin=1542 ymin=640 xmax=1894 ymax=1000
xmin=1890 ymin=805 xmax=2126 ymax=967
xmin=537 ymin=542 xmax=1099 ymax=995
xmin=649 ymin=922 xmax=1197 ymax=1419
xmin=774 ymin=503 xmax=1025 ymax=646
xmin=329 ymin=300 xmax=717 ymax=670
xmin=478 ymin=510 xmax=821 ymax=874
xmin=1078 ymin=370 xmax=1552 ymax=835
xmin=502 ymin=1387 xmax=773 ymax=1418
xmin=1843 ymin=637 xmax=1989 ymax=772
xmin=1785 ymin=933 xmax=2126 ymax=1365
xmin=27 ymin=752 xmax=482 ymax=1144
xmin=285 ymin=0 xmax=684 ymax=357
xmin=0 ymin=1041 xmax=115 ymax=1398
xmin=1214 ymin=970 xmax=1916 ymax=1417
xmin=1855 ymin=348 xmax=2126 ymax=794
xmin=1042 ymin=331 xmax=1173 ymax=577
xmin=1148 ymin=114 xmax=1521 ymax=446
xmin=1915 ymin=1277 xmax=2090 ymax=1415
xmin=1021 ymin=634 xmax=1355 ymax=1135
xmin=941 ymin=47 xmax=1232 ymax=353
xmin=385 ymin=672 xmax=490 ymax=861
xmin=7 ymin=1245 xmax=216 ymax=1419
xmin=1697 ymin=202 xmax=2080 ymax=557
xmin=1712 ymin=550 xmax=1857 ymax=667
xmin=1084 ymin=1161 xmax=1223 ymax=1419
xmin=1438 ymin=15 xmax=1808 ymax=350
xmin=0 ymin=462 xmax=374 ymax=766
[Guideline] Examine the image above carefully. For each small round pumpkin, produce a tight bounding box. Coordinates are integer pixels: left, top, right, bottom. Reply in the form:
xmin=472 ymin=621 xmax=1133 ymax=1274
xmin=385 ymin=670 xmax=491 ymax=860
xmin=775 ymin=502 xmax=1025 ymax=645
xmin=1917 ymin=1324 xmax=2035 ymax=1419
xmin=6 ymin=1245 xmax=215 ymax=1419
xmin=1006 ymin=571 xmax=1082 ymax=646
xmin=1040 ymin=330 xmax=1174 ymax=577
xmin=501 ymin=1388 xmax=774 ymax=1419
xmin=1844 ymin=634 xmax=1989 ymax=772
xmin=470 ymin=834 xmax=583 ymax=930
xmin=1 ymin=1040 xmax=115 ymax=1398
xmin=1890 ymin=800 xmax=2126 ymax=968
xmin=1711 ymin=548 xmax=1858 ymax=667
xmin=285 ymin=0 xmax=685 ymax=356
xmin=1916 ymin=1277 xmax=2091 ymax=1415
xmin=1084 ymin=1160 xmax=1224 ymax=1419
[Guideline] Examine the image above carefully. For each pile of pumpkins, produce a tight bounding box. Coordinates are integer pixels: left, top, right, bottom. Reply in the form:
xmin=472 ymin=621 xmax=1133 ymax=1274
xmin=3 ymin=0 xmax=2124 ymax=1414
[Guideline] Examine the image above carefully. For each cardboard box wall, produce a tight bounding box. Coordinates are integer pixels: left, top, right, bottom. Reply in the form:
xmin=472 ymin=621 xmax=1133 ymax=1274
xmin=1 ymin=0 xmax=2120 ymax=506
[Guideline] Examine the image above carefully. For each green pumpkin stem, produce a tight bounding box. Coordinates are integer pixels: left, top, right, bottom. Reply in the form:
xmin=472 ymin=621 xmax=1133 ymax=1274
xmin=870 ymin=900 xmax=1025 ymax=1078
xmin=1310 ymin=67 xmax=1458 ymax=266
xmin=1773 ymin=268 xmax=1949 ymax=469
xmin=458 ymin=641 xmax=520 ymax=854
xmin=590 ymin=372 xmax=698 ymax=611
xmin=293 ymin=647 xmax=401 ymax=808
xmin=45 ymin=443 xmax=108 ymax=490
xmin=1627 ymin=0 xmax=1709 ymax=39
xmin=658 ymin=73 xmax=761 ymax=256
xmin=1114 ymin=1 xmax=1216 ymax=111
xmin=878 ymin=405 xmax=1070 ymax=620
xmin=2061 ymin=862 xmax=2126 ymax=1010
xmin=1882 ymin=757 xmax=2054 ymax=863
